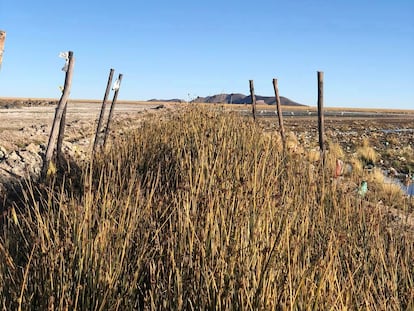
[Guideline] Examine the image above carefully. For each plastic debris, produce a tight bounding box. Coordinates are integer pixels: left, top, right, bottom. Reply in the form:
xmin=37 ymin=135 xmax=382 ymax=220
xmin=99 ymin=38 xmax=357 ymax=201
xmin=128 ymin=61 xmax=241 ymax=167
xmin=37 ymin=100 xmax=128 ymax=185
xmin=0 ymin=30 xmax=6 ymax=71
xmin=358 ymin=181 xmax=368 ymax=197
xmin=343 ymin=163 xmax=353 ymax=176
xmin=389 ymin=167 xmax=398 ymax=176
xmin=58 ymin=51 xmax=68 ymax=59
xmin=59 ymin=51 xmax=69 ymax=72
xmin=47 ymin=161 xmax=57 ymax=177
xmin=335 ymin=159 xmax=344 ymax=178
xmin=112 ymin=79 xmax=120 ymax=91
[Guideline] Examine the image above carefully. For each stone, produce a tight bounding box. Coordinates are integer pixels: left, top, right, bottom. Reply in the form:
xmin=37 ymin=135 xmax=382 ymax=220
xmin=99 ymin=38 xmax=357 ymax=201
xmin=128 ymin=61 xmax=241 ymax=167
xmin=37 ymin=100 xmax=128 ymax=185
xmin=0 ymin=146 xmax=7 ymax=160
xmin=24 ymin=143 xmax=41 ymax=154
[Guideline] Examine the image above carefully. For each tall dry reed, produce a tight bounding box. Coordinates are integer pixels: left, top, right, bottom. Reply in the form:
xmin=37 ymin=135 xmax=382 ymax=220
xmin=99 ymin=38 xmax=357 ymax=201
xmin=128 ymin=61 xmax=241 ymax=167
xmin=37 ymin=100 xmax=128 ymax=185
xmin=0 ymin=107 xmax=412 ymax=310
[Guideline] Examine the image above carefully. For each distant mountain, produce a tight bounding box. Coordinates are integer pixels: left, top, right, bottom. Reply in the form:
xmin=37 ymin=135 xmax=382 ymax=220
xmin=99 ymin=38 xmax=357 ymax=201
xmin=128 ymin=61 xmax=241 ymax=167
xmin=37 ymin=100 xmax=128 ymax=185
xmin=148 ymin=94 xmax=304 ymax=106
xmin=148 ymin=98 xmax=185 ymax=103
xmin=191 ymin=94 xmax=304 ymax=106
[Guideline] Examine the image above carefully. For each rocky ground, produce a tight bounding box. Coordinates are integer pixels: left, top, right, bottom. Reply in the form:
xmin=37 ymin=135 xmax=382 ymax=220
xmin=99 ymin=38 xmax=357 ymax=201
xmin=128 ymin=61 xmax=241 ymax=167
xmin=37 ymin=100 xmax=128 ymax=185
xmin=260 ymin=115 xmax=414 ymax=177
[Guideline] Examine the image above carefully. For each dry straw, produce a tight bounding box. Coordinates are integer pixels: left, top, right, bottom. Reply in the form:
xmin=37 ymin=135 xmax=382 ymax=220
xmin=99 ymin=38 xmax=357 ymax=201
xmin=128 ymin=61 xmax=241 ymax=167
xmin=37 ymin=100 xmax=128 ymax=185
xmin=0 ymin=107 xmax=412 ymax=310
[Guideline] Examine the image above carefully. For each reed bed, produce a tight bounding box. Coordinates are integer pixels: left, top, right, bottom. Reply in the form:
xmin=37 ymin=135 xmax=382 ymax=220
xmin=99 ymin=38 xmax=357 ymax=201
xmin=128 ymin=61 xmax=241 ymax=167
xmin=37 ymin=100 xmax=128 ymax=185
xmin=0 ymin=107 xmax=413 ymax=310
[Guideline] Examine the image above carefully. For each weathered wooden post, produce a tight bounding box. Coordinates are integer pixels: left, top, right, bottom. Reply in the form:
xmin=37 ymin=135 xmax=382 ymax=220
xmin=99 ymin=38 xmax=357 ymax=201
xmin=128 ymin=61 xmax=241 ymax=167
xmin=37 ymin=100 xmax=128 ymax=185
xmin=0 ymin=30 xmax=6 ymax=70
xmin=93 ymin=68 xmax=115 ymax=154
xmin=249 ymin=80 xmax=256 ymax=121
xmin=56 ymin=103 xmax=67 ymax=161
xmin=103 ymin=74 xmax=123 ymax=148
xmin=317 ymin=71 xmax=326 ymax=158
xmin=42 ymin=51 xmax=75 ymax=176
xmin=272 ymin=78 xmax=286 ymax=147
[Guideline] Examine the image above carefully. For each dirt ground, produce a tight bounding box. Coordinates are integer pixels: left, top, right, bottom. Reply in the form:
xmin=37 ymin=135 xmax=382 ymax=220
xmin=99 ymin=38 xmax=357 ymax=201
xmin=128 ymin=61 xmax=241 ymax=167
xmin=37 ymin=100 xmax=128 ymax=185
xmin=0 ymin=101 xmax=173 ymax=152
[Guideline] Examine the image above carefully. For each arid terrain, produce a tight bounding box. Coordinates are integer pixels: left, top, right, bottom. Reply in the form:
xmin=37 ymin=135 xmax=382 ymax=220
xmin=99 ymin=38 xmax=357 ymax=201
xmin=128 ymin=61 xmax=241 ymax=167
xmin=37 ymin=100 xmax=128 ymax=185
xmin=0 ymin=99 xmax=173 ymax=152
xmin=0 ymin=99 xmax=413 ymax=186
xmin=0 ymin=99 xmax=177 ymax=193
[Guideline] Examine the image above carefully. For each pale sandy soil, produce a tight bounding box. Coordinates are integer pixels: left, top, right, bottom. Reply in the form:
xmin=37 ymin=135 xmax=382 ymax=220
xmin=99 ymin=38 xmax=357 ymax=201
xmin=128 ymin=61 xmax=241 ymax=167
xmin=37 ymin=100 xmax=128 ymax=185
xmin=0 ymin=101 xmax=175 ymax=152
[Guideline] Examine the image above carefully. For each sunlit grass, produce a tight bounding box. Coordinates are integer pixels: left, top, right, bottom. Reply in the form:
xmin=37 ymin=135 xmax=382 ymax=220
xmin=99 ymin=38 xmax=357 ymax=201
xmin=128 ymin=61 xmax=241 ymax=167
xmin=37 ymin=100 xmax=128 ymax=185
xmin=0 ymin=107 xmax=413 ymax=310
xmin=357 ymin=138 xmax=379 ymax=165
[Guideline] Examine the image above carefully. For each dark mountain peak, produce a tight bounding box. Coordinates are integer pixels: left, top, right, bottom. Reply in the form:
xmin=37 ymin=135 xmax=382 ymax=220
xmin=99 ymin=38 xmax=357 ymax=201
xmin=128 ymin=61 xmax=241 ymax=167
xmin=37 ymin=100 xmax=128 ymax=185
xmin=191 ymin=93 xmax=304 ymax=106
xmin=148 ymin=93 xmax=305 ymax=106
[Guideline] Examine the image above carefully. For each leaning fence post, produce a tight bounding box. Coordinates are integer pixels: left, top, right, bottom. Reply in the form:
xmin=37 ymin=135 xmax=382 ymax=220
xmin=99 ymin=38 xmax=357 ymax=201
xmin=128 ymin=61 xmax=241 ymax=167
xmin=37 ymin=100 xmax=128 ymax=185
xmin=249 ymin=80 xmax=256 ymax=121
xmin=0 ymin=30 xmax=6 ymax=70
xmin=317 ymin=71 xmax=326 ymax=159
xmin=93 ymin=68 xmax=115 ymax=154
xmin=56 ymin=103 xmax=67 ymax=161
xmin=272 ymin=78 xmax=286 ymax=147
xmin=103 ymin=74 xmax=123 ymax=148
xmin=42 ymin=51 xmax=75 ymax=176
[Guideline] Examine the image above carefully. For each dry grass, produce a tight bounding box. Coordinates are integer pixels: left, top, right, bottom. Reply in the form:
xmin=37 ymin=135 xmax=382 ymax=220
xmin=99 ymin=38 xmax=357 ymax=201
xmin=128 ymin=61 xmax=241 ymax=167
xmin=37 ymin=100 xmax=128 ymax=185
xmin=357 ymin=138 xmax=379 ymax=165
xmin=0 ymin=107 xmax=413 ymax=310
xmin=349 ymin=157 xmax=364 ymax=176
xmin=307 ymin=149 xmax=321 ymax=163
xmin=380 ymin=183 xmax=406 ymax=203
xmin=362 ymin=169 xmax=407 ymax=209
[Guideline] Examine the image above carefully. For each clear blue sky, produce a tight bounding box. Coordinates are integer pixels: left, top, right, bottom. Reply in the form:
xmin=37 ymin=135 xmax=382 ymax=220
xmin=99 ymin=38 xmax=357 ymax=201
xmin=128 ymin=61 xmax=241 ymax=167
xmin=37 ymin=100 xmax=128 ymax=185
xmin=1 ymin=0 xmax=413 ymax=108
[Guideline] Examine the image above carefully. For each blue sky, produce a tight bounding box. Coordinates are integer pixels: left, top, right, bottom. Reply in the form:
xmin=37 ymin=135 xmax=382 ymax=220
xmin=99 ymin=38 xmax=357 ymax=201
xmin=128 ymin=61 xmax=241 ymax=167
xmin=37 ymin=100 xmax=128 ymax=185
xmin=0 ymin=0 xmax=413 ymax=108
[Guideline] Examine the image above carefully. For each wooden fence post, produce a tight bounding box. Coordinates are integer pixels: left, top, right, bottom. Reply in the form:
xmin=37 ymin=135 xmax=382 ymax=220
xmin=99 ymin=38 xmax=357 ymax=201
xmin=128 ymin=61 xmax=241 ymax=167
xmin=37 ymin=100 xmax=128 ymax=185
xmin=0 ymin=30 xmax=6 ymax=70
xmin=42 ymin=51 xmax=75 ymax=176
xmin=317 ymin=71 xmax=326 ymax=157
xmin=103 ymin=74 xmax=123 ymax=148
xmin=56 ymin=103 xmax=67 ymax=161
xmin=272 ymin=78 xmax=286 ymax=147
xmin=249 ymin=80 xmax=256 ymax=121
xmin=93 ymin=68 xmax=115 ymax=154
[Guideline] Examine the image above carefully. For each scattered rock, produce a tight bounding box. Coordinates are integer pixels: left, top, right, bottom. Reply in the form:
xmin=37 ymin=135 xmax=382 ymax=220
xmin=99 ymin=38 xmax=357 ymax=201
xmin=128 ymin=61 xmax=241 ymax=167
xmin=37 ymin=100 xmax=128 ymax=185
xmin=398 ymin=156 xmax=406 ymax=162
xmin=389 ymin=167 xmax=399 ymax=176
xmin=0 ymin=146 xmax=7 ymax=160
xmin=0 ymin=143 xmax=44 ymax=186
xmin=23 ymin=143 xmax=41 ymax=154
xmin=6 ymin=151 xmax=21 ymax=162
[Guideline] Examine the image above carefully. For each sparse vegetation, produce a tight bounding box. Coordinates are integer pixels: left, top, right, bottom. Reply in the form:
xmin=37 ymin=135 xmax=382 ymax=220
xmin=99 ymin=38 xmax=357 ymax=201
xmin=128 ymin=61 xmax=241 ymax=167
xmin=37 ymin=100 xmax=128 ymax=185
xmin=357 ymin=138 xmax=379 ymax=166
xmin=0 ymin=107 xmax=413 ymax=310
